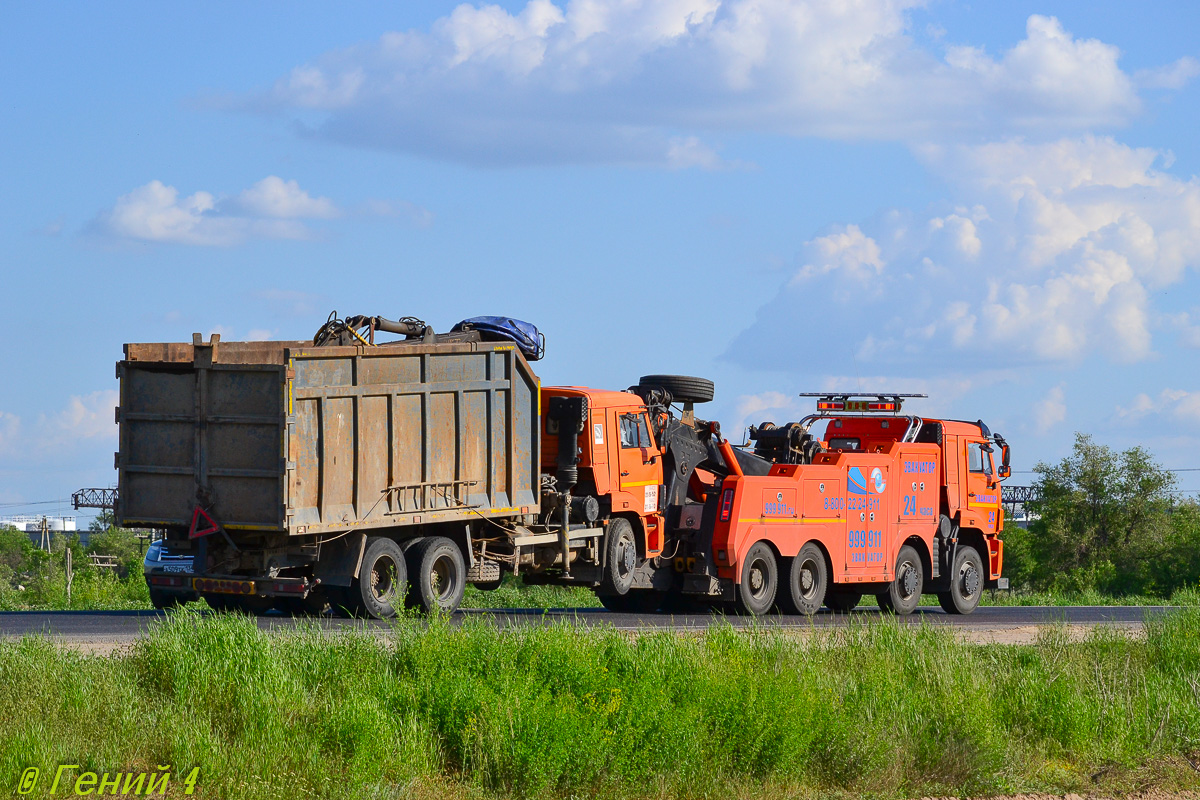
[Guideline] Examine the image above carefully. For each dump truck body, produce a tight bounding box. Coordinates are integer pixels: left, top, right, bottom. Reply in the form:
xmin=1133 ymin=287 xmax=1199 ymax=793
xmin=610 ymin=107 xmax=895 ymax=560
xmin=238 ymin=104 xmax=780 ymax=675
xmin=118 ymin=335 xmax=539 ymax=535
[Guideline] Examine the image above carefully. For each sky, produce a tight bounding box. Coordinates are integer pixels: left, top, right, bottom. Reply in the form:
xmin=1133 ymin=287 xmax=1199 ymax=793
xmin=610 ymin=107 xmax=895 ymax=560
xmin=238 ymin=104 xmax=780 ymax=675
xmin=2 ymin=0 xmax=1200 ymax=522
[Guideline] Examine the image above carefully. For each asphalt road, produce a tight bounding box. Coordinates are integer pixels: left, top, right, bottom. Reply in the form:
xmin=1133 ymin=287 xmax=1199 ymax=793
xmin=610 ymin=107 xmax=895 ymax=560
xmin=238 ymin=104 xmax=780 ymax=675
xmin=0 ymin=605 xmax=1173 ymax=645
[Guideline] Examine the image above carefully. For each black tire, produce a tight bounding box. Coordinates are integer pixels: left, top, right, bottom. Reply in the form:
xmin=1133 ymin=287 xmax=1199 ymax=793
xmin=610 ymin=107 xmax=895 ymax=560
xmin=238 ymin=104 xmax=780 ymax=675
xmin=881 ymin=544 xmax=923 ymax=615
xmin=937 ymin=545 xmax=984 ymax=615
xmin=597 ymin=590 xmax=665 ymax=614
xmin=600 ymin=517 xmax=639 ymax=596
xmin=777 ymin=542 xmax=828 ymax=615
xmin=355 ymin=536 xmax=408 ymax=619
xmin=409 ymin=536 xmax=466 ymax=614
xmin=735 ymin=541 xmax=778 ymax=616
xmin=637 ymin=375 xmax=715 ymax=404
xmin=825 ymin=592 xmax=861 ymax=613
xmin=148 ymin=587 xmax=182 ymax=610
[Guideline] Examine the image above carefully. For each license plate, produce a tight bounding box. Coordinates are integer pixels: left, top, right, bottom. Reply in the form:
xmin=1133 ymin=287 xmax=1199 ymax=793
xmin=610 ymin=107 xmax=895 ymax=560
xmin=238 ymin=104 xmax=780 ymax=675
xmin=192 ymin=577 xmax=256 ymax=595
xmin=161 ymin=564 xmax=189 ymax=573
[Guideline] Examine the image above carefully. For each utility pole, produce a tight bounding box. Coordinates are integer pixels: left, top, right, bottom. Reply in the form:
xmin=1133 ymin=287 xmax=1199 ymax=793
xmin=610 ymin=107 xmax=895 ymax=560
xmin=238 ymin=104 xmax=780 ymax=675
xmin=39 ymin=516 xmax=50 ymax=552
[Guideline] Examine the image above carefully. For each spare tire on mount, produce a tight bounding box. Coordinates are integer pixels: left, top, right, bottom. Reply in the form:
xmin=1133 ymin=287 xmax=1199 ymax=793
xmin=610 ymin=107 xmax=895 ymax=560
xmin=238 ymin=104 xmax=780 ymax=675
xmin=637 ymin=375 xmax=715 ymax=404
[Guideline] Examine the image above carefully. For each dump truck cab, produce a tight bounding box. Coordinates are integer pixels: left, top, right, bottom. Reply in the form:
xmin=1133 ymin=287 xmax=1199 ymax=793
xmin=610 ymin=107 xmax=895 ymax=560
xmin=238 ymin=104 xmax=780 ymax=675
xmin=539 ymin=387 xmax=667 ymax=558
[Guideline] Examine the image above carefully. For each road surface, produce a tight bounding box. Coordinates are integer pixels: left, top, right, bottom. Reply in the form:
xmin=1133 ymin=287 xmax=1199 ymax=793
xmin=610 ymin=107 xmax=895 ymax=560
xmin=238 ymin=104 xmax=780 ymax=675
xmin=0 ymin=605 xmax=1174 ymax=652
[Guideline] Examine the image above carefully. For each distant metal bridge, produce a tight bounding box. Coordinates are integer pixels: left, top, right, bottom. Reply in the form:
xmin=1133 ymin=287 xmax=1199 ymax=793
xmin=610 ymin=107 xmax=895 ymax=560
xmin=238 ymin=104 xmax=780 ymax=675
xmin=1000 ymin=485 xmax=1039 ymax=506
xmin=72 ymin=488 xmax=118 ymax=512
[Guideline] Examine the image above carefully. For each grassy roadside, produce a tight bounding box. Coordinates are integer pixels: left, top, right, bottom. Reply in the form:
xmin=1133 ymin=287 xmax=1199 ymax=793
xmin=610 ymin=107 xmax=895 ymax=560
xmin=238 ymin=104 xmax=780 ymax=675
xmin=3 ymin=611 xmax=1200 ymax=799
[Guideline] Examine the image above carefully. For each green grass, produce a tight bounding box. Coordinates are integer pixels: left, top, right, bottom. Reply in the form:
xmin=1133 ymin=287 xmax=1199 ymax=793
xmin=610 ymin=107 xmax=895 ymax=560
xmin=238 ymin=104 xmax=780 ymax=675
xmin=3 ymin=611 xmax=1200 ymax=799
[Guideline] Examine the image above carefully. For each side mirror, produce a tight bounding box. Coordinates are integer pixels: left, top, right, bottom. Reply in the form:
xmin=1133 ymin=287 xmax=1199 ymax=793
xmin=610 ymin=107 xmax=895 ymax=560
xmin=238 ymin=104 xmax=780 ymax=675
xmin=998 ymin=465 xmax=1011 ymax=479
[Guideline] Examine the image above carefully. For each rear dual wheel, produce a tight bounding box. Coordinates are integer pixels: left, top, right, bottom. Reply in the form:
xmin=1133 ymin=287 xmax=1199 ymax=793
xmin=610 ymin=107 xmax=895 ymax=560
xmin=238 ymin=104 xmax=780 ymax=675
xmin=735 ymin=541 xmax=778 ymax=616
xmin=777 ymin=542 xmax=828 ymax=616
xmin=406 ymin=536 xmax=466 ymax=614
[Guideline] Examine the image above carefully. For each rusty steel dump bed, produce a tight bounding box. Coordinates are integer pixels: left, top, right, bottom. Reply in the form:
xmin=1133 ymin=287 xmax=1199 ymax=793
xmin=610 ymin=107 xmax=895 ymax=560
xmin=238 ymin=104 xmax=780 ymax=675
xmin=117 ymin=335 xmax=540 ymax=537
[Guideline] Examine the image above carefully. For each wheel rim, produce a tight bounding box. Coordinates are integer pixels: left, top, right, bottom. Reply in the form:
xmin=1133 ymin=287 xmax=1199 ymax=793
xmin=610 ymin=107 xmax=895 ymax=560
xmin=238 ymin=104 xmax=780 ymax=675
xmin=897 ymin=559 xmax=919 ymax=599
xmin=959 ymin=559 xmax=981 ymax=598
xmin=615 ymin=532 xmax=637 ymax=580
xmin=430 ymin=553 xmax=459 ymax=602
xmin=370 ymin=555 xmax=397 ymax=602
xmin=746 ymin=555 xmax=771 ymax=602
xmin=798 ymin=556 xmax=820 ymax=601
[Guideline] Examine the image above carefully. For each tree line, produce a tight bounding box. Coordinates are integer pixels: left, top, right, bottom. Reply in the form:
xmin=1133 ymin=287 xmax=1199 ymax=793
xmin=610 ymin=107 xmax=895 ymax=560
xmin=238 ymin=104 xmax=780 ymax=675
xmin=1003 ymin=433 xmax=1200 ymax=597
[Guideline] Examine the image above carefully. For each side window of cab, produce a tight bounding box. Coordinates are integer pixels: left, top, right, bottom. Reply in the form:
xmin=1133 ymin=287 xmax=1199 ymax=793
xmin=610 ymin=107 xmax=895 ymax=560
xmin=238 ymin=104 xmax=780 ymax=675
xmin=967 ymin=442 xmax=991 ymax=474
xmin=619 ymin=413 xmax=651 ymax=448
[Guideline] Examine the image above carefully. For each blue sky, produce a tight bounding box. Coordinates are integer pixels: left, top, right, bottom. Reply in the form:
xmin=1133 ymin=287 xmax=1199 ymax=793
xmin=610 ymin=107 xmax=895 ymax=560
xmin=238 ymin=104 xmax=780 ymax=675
xmin=3 ymin=0 xmax=1200 ymax=521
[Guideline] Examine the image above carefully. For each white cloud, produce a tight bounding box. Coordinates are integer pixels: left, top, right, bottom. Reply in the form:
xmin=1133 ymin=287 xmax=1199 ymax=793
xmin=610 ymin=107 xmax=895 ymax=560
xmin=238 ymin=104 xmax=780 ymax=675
xmin=728 ymin=136 xmax=1200 ymax=370
xmin=231 ymin=176 xmax=338 ymax=219
xmin=790 ymin=225 xmax=884 ymax=286
xmin=1033 ymin=384 xmax=1066 ymax=432
xmin=1117 ymin=389 xmax=1200 ymax=426
xmin=243 ymin=3 xmax=1173 ymax=166
xmin=96 ymin=177 xmax=337 ymax=246
xmin=0 ymin=392 xmax=119 ymax=459
xmin=50 ymin=391 xmax=120 ymax=442
xmin=1135 ymin=56 xmax=1200 ymax=90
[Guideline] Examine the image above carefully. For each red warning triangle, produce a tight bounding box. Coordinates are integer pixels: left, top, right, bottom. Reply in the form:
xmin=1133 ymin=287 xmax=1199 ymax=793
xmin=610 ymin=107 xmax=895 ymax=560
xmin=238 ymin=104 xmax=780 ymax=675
xmin=189 ymin=506 xmax=221 ymax=539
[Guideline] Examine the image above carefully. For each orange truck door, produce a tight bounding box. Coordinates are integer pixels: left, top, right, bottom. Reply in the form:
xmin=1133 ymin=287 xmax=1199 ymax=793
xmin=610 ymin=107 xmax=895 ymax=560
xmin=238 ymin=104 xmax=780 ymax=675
xmin=843 ymin=463 xmax=889 ymax=576
xmin=616 ymin=410 xmax=660 ymax=516
xmin=964 ymin=440 xmax=1000 ymax=534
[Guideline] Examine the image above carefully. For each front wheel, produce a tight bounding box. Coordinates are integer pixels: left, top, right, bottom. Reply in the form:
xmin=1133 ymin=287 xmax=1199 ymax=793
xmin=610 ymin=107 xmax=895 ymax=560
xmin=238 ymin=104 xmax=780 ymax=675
xmin=600 ymin=517 xmax=639 ymax=596
xmin=937 ymin=545 xmax=984 ymax=615
xmin=778 ymin=542 xmax=827 ymax=615
xmin=880 ymin=544 xmax=923 ymax=615
xmin=734 ymin=542 xmax=778 ymax=616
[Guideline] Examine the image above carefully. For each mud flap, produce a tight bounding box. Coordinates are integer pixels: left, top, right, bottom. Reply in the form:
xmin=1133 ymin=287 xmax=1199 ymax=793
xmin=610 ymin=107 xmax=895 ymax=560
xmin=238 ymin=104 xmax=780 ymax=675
xmin=314 ymin=532 xmax=367 ymax=587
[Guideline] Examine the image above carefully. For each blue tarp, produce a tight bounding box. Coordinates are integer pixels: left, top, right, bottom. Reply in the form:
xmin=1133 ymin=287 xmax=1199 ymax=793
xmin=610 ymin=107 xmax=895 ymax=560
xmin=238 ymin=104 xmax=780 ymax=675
xmin=451 ymin=316 xmax=545 ymax=361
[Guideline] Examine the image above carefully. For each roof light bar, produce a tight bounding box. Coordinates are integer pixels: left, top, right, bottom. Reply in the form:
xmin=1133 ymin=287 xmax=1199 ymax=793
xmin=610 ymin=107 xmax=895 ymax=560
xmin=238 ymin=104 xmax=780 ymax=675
xmin=799 ymin=392 xmax=927 ymax=415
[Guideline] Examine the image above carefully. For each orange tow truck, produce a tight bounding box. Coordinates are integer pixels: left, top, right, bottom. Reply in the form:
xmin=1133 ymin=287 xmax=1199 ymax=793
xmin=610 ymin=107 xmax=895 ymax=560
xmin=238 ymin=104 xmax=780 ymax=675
xmin=706 ymin=393 xmax=1010 ymax=615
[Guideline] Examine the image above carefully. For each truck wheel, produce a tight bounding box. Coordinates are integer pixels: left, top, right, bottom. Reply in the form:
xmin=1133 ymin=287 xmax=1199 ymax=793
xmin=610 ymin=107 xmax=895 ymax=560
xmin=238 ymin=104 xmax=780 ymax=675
xmin=825 ymin=592 xmax=861 ymax=613
xmin=637 ymin=375 xmax=715 ymax=404
xmin=410 ymin=536 xmax=466 ymax=614
xmin=734 ymin=542 xmax=778 ymax=616
xmin=600 ymin=517 xmax=639 ymax=596
xmin=937 ymin=545 xmax=984 ymax=615
xmin=880 ymin=544 xmax=923 ymax=615
xmin=356 ymin=536 xmax=408 ymax=619
xmin=778 ymin=542 xmax=827 ymax=615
